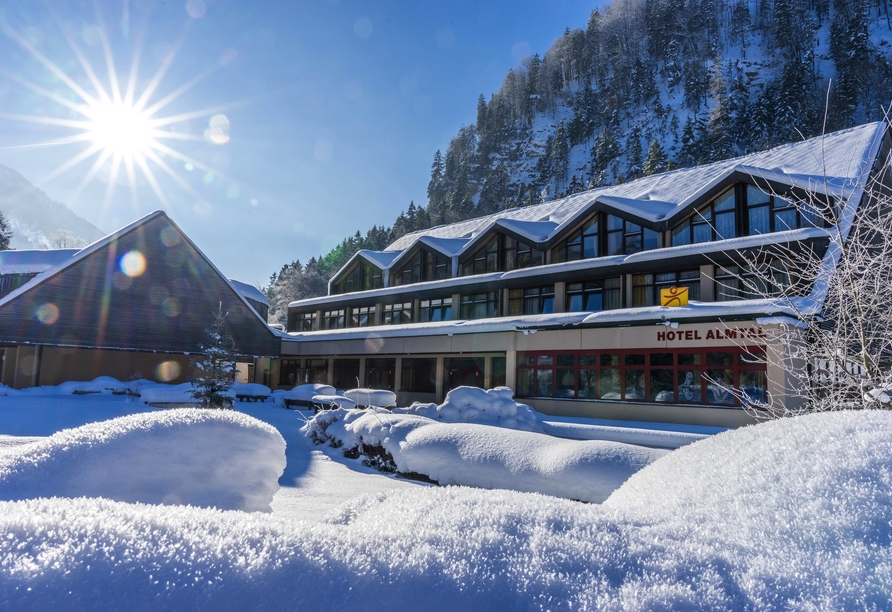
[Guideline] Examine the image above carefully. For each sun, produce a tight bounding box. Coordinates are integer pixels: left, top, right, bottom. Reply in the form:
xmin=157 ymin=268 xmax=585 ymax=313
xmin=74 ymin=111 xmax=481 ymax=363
xmin=86 ymin=101 xmax=155 ymax=161
xmin=0 ymin=8 xmax=244 ymax=214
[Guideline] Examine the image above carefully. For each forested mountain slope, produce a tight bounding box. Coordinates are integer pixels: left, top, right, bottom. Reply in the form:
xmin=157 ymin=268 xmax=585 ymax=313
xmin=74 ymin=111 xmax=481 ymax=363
xmin=265 ymin=0 xmax=892 ymax=324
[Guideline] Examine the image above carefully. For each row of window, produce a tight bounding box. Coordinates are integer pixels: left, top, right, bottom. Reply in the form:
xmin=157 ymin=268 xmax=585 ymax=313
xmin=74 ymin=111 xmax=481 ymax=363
xmin=289 ymin=261 xmax=796 ymax=331
xmin=330 ymin=184 xmax=823 ymax=295
xmin=278 ymin=356 xmax=507 ymax=393
xmin=516 ymin=348 xmax=767 ymax=406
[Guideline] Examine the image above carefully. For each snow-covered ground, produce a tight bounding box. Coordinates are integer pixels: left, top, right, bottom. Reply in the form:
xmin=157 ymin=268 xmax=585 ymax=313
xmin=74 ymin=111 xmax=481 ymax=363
xmin=1 ymin=385 xmax=891 ymax=609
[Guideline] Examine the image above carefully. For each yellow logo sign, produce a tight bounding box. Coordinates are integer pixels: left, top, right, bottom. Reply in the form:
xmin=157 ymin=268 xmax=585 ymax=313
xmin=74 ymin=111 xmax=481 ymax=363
xmin=660 ymin=286 xmax=689 ymax=307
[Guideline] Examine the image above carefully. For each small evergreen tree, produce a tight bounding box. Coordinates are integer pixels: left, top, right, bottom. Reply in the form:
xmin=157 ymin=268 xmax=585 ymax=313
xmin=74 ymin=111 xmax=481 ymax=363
xmin=190 ymin=303 xmax=237 ymax=409
xmin=642 ymin=139 xmax=668 ymax=176
xmin=0 ymin=211 xmax=12 ymax=251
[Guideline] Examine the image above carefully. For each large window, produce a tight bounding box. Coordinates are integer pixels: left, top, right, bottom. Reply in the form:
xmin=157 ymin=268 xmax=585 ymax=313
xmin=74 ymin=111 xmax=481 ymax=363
xmin=446 ymin=357 xmax=484 ymax=390
xmin=336 ymin=260 xmax=383 ymax=294
xmin=508 ymin=286 xmax=554 ymax=315
xmin=383 ymin=302 xmax=412 ymax=325
xmin=394 ymin=250 xmax=451 ymax=286
xmin=606 ymin=215 xmax=659 ymax=255
xmin=461 ymin=236 xmax=499 ymax=276
xmin=552 ymin=216 xmax=599 ymax=263
xmin=290 ymin=311 xmax=316 ymax=332
xmin=671 ymin=188 xmax=737 ymax=246
xmin=632 ymin=270 xmax=700 ymax=307
xmin=566 ymin=278 xmax=622 ymax=311
xmin=715 ymin=261 xmax=794 ymax=301
xmin=333 ymin=359 xmax=359 ymax=389
xmin=516 ymin=347 xmax=767 ymax=406
xmin=321 ymin=308 xmax=346 ymax=330
xmin=279 ymin=359 xmax=301 ymax=386
xmin=460 ymin=292 xmax=500 ymax=320
xmin=401 ymin=358 xmax=437 ymax=393
xmin=351 ymin=306 xmax=374 ymax=327
xmin=305 ymin=359 xmax=329 ymax=384
xmin=365 ymin=358 xmax=396 ymax=392
xmin=503 ymin=236 xmax=543 ymax=271
xmin=746 ymin=186 xmax=822 ymax=234
xmin=420 ymin=297 xmax=452 ymax=322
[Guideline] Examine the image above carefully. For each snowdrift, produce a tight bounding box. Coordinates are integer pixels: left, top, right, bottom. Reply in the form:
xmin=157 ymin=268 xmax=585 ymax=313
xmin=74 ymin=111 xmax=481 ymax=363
xmin=305 ymin=407 xmax=665 ymax=502
xmin=0 ymin=410 xmax=285 ymax=512
xmin=395 ymin=385 xmax=544 ymax=431
xmin=4 ymin=411 xmax=892 ymax=609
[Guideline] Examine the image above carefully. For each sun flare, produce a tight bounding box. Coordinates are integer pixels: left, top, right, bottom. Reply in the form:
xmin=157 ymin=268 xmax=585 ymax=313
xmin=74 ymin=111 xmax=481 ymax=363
xmin=86 ymin=101 xmax=155 ymax=160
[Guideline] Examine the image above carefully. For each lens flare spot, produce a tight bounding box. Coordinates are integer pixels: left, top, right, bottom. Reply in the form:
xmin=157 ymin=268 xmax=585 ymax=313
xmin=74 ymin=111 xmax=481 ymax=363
xmin=119 ymin=251 xmax=146 ymax=277
xmin=162 ymin=297 xmax=181 ymax=317
xmin=204 ymin=114 xmax=230 ymax=144
xmin=36 ymin=303 xmax=59 ymax=325
xmin=184 ymin=162 xmax=194 ymax=172
xmin=155 ymin=361 xmax=181 ymax=382
xmin=226 ymin=184 xmax=240 ymax=199
xmin=160 ymin=227 xmax=181 ymax=247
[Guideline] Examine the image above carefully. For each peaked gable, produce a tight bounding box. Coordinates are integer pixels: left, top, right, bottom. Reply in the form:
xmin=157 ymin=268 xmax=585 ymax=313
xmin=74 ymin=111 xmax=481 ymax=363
xmin=0 ymin=213 xmax=280 ymax=357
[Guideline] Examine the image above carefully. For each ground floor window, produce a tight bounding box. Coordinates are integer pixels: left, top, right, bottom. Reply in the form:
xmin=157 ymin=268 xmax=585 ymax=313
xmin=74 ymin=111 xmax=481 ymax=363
xmin=491 ymin=356 xmax=506 ymax=388
xmin=365 ymin=358 xmax=395 ymax=390
xmin=446 ymin=357 xmax=484 ymax=390
xmin=508 ymin=286 xmax=554 ymax=315
xmin=333 ymin=358 xmax=359 ymax=389
xmin=460 ymin=292 xmax=500 ymax=320
xmin=306 ymin=359 xmax=328 ymax=384
xmin=401 ymin=358 xmax=437 ymax=393
xmin=516 ymin=347 xmax=766 ymax=407
xmin=279 ymin=358 xmax=301 ymax=386
xmin=420 ymin=297 xmax=452 ymax=322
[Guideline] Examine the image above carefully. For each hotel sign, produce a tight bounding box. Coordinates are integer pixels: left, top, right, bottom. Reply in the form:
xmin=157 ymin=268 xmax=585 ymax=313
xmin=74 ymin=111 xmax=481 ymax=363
xmin=657 ymin=326 xmax=767 ymax=342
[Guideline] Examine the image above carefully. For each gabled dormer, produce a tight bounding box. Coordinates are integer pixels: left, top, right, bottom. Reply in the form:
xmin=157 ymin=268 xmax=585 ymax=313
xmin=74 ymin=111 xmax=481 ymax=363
xmin=458 ymin=231 xmax=545 ymax=277
xmin=391 ymin=246 xmax=451 ymax=286
xmin=330 ymin=253 xmax=387 ymax=295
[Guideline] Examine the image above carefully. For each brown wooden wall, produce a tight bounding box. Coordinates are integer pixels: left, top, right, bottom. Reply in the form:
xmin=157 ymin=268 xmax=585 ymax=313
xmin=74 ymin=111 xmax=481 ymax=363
xmin=0 ymin=213 xmax=280 ymax=357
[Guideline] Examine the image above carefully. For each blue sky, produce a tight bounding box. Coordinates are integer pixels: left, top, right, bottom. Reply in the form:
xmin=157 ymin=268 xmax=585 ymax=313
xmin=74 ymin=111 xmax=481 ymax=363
xmin=0 ymin=0 xmax=596 ymax=286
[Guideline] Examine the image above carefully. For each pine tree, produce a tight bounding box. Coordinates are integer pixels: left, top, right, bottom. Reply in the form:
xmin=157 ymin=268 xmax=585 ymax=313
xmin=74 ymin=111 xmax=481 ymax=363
xmin=0 ymin=211 xmax=12 ymax=251
xmin=642 ymin=139 xmax=668 ymax=176
xmin=190 ymin=303 xmax=237 ymax=409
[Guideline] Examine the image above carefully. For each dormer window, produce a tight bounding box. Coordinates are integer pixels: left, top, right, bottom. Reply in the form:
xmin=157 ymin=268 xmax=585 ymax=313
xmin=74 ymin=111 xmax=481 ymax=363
xmin=671 ymin=188 xmax=737 ymax=246
xmin=335 ymin=259 xmax=383 ymax=294
xmin=503 ymin=236 xmax=543 ymax=271
xmin=461 ymin=236 xmax=499 ymax=276
xmin=607 ymin=215 xmax=659 ymax=255
xmin=745 ymin=186 xmax=822 ymax=234
xmin=552 ymin=216 xmax=599 ymax=263
xmin=393 ymin=249 xmax=450 ymax=286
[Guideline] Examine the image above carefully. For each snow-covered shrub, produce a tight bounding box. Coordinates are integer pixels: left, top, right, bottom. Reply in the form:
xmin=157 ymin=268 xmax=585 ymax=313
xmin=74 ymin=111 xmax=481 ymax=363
xmin=395 ymin=386 xmax=544 ymax=432
xmin=0 ymin=410 xmax=285 ymax=511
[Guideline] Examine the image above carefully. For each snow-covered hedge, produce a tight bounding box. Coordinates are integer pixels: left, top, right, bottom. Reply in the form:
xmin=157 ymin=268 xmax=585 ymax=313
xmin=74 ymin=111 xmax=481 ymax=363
xmin=304 ymin=407 xmax=665 ymax=502
xmin=395 ymin=385 xmax=544 ymax=431
xmin=4 ymin=411 xmax=892 ymax=609
xmin=0 ymin=410 xmax=285 ymax=511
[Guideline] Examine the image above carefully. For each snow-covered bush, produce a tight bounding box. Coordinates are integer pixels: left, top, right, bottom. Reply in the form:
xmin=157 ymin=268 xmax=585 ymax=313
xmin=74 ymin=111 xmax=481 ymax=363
xmin=303 ymin=407 xmax=665 ymax=501
xmin=0 ymin=410 xmax=285 ymax=511
xmin=395 ymin=386 xmax=544 ymax=432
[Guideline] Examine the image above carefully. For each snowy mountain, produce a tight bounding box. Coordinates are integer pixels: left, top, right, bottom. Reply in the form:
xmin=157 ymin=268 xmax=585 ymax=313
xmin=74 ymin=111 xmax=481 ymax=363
xmin=264 ymin=0 xmax=892 ymax=321
xmin=0 ymin=165 xmax=105 ymax=250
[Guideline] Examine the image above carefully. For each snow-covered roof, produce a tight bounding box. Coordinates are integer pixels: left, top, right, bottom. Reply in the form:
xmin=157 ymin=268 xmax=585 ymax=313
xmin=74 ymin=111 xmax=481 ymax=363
xmin=0 ymin=249 xmax=80 ymax=275
xmin=289 ymin=226 xmax=829 ymax=309
xmin=329 ymin=122 xmax=885 ymax=288
xmin=228 ymin=279 xmax=268 ymax=306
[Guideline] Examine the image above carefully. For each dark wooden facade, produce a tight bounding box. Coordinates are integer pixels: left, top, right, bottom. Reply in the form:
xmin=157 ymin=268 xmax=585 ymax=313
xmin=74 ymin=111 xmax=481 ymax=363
xmin=0 ymin=212 xmax=280 ymax=358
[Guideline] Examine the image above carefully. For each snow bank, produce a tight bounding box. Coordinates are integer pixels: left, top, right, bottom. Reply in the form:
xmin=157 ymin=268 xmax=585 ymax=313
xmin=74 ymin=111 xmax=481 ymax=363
xmin=138 ymin=382 xmax=198 ymax=404
xmin=305 ymin=408 xmax=665 ymax=502
xmin=232 ymin=382 xmax=271 ymax=398
xmin=0 ymin=410 xmax=285 ymax=511
xmin=2 ymin=411 xmax=892 ymax=609
xmin=395 ymin=385 xmax=544 ymax=432
xmin=57 ymin=376 xmax=130 ymax=395
xmin=344 ymin=388 xmax=396 ymax=407
xmin=0 ymin=383 xmax=19 ymax=396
